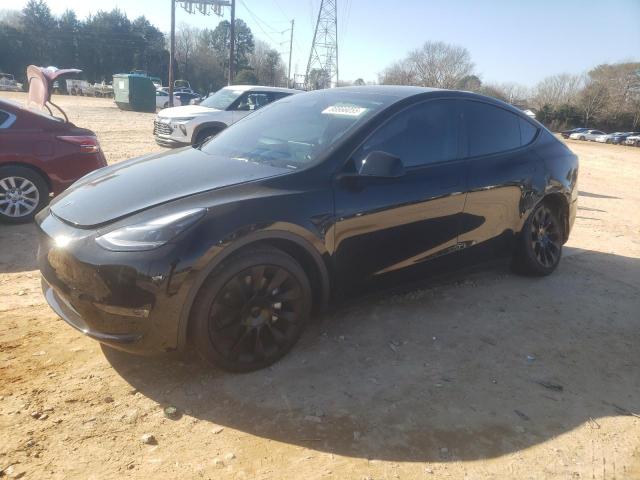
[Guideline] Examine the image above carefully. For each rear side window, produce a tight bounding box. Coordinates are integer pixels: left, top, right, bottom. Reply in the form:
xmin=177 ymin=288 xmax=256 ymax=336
xmin=519 ymin=118 xmax=538 ymax=145
xmin=463 ymin=101 xmax=521 ymax=156
xmin=356 ymin=99 xmax=459 ymax=168
xmin=0 ymin=110 xmax=9 ymax=127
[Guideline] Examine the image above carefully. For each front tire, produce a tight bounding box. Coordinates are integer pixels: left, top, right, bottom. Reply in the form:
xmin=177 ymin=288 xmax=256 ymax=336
xmin=0 ymin=166 xmax=50 ymax=224
xmin=194 ymin=128 xmax=222 ymax=146
xmin=579 ymin=136 xmax=586 ymax=141
xmin=513 ymin=202 xmax=563 ymax=276
xmin=190 ymin=246 xmax=312 ymax=372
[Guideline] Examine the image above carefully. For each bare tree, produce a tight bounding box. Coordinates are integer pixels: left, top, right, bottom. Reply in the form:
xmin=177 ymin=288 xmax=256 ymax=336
xmin=532 ymin=73 xmax=583 ymax=108
xmin=248 ymin=39 xmax=286 ymax=86
xmin=379 ymin=59 xmax=415 ymax=86
xmin=589 ymin=62 xmax=640 ymax=125
xmin=380 ymin=41 xmax=474 ymax=88
xmin=579 ymin=78 xmax=609 ymax=127
xmin=496 ymin=82 xmax=531 ymax=105
xmin=175 ymin=24 xmax=197 ymax=79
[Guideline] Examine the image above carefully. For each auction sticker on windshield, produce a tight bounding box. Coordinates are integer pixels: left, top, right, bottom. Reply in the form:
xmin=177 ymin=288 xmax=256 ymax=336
xmin=322 ymin=104 xmax=368 ymax=117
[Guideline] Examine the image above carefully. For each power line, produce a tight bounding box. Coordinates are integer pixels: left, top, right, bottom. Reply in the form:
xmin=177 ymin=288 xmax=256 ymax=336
xmin=238 ymin=0 xmax=285 ymax=38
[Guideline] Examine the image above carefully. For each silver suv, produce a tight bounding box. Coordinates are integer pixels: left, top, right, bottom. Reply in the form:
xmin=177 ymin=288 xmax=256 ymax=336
xmin=153 ymin=85 xmax=299 ymax=147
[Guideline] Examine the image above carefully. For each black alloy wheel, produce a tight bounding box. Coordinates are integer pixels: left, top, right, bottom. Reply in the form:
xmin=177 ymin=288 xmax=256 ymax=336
xmin=529 ymin=205 xmax=562 ymax=269
xmin=191 ymin=247 xmax=311 ymax=372
xmin=513 ymin=202 xmax=563 ymax=276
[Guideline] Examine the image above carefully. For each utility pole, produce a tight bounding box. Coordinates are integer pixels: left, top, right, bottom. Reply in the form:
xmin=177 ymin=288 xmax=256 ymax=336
xmin=169 ymin=0 xmax=176 ymax=106
xmin=305 ymin=0 xmax=338 ymax=90
xmin=228 ymin=0 xmax=235 ymax=85
xmin=287 ymin=19 xmax=294 ymax=88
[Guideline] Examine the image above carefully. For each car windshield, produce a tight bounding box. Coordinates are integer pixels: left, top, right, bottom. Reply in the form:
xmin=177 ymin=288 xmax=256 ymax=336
xmin=200 ymin=88 xmax=245 ymax=110
xmin=199 ymin=89 xmax=392 ymax=170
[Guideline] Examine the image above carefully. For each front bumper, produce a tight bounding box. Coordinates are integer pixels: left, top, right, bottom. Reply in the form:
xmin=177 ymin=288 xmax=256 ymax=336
xmin=153 ymin=119 xmax=192 ymax=148
xmin=154 ymin=135 xmax=191 ymax=148
xmin=36 ymin=209 xmax=186 ymax=354
xmin=42 ymin=277 xmax=142 ymax=345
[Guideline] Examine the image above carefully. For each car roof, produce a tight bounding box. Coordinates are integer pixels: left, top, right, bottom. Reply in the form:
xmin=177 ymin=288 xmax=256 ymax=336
xmin=223 ymin=85 xmax=300 ymax=94
xmin=326 ymin=85 xmax=538 ymax=120
xmin=330 ymin=85 xmax=440 ymax=99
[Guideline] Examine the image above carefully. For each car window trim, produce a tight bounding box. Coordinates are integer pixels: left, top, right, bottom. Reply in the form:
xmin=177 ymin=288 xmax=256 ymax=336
xmin=460 ymin=99 xmax=539 ymax=161
xmin=0 ymin=109 xmax=16 ymax=129
xmin=337 ymin=96 xmax=464 ymax=175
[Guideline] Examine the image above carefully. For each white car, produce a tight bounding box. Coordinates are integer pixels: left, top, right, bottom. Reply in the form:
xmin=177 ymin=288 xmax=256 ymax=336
xmin=569 ymin=129 xmax=606 ymax=141
xmin=624 ymin=134 xmax=640 ymax=147
xmin=156 ymin=90 xmax=182 ymax=109
xmin=594 ymin=132 xmax=624 ymax=143
xmin=153 ymin=85 xmax=299 ymax=147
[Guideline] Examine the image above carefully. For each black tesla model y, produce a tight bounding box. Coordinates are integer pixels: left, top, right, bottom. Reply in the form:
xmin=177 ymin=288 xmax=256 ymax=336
xmin=37 ymin=86 xmax=578 ymax=371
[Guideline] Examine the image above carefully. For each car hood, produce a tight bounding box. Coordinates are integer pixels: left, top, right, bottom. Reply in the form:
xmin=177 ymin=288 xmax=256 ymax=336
xmin=50 ymin=147 xmax=289 ymax=228
xmin=156 ymin=104 xmax=221 ymax=118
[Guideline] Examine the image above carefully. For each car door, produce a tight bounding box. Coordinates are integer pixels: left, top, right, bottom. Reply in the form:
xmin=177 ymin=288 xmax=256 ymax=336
xmin=231 ymin=92 xmax=275 ymax=123
xmin=458 ymin=99 xmax=540 ymax=256
xmin=332 ymin=98 xmax=467 ymax=285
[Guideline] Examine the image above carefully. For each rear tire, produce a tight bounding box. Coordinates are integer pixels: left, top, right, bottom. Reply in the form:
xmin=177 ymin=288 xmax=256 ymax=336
xmin=190 ymin=246 xmax=312 ymax=372
xmin=512 ymin=202 xmax=563 ymax=276
xmin=0 ymin=166 xmax=50 ymax=224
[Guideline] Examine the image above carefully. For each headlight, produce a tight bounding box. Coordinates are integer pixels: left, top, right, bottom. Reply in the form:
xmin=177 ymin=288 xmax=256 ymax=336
xmin=96 ymin=208 xmax=205 ymax=251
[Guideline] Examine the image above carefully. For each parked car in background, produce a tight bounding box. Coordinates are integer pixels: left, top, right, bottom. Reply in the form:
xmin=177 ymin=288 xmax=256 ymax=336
xmin=155 ymin=89 xmax=182 ymax=109
xmin=624 ymin=134 xmax=640 ymax=146
xmin=0 ymin=66 xmax=106 ymax=223
xmin=188 ymin=92 xmax=212 ymax=105
xmin=37 ymin=86 xmax=578 ymax=371
xmin=153 ymin=85 xmax=299 ymax=147
xmin=561 ymin=127 xmax=588 ymax=139
xmin=569 ymin=129 xmax=606 ymax=141
xmin=174 ymin=90 xmax=202 ymax=105
xmin=0 ymin=73 xmax=23 ymax=92
xmin=596 ymin=131 xmax=639 ymax=144
xmin=595 ymin=132 xmax=622 ymax=143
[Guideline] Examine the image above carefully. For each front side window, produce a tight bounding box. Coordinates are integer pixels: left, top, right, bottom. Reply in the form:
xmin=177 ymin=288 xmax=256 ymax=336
xmin=354 ymin=99 xmax=460 ymax=169
xmin=463 ymin=101 xmax=521 ymax=156
xmin=234 ymin=92 xmax=273 ymax=111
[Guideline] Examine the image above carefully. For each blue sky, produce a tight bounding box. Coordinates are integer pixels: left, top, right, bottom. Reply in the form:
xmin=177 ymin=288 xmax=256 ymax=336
xmin=11 ymin=0 xmax=640 ymax=86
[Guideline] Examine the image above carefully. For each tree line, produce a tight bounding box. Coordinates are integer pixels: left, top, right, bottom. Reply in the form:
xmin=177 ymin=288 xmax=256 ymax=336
xmin=2 ymin=1 xmax=638 ymax=131
xmin=0 ymin=0 xmax=288 ymax=94
xmin=380 ymin=41 xmax=640 ymax=132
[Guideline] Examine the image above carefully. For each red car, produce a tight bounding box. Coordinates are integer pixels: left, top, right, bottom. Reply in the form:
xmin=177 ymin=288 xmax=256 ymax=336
xmin=0 ymin=66 xmax=107 ymax=223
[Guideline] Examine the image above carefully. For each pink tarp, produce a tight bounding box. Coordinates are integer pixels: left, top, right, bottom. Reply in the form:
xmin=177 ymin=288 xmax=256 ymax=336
xmin=26 ymin=65 xmax=81 ymax=110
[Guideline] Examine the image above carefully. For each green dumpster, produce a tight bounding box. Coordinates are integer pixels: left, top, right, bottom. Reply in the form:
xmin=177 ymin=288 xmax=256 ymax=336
xmin=112 ymin=74 xmax=156 ymax=112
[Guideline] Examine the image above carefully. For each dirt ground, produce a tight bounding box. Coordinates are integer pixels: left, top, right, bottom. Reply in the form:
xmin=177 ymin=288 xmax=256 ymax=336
xmin=0 ymin=93 xmax=639 ymax=479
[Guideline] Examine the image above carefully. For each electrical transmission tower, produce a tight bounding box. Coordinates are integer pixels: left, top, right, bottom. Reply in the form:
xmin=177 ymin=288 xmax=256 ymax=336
xmin=305 ymin=0 xmax=338 ymax=90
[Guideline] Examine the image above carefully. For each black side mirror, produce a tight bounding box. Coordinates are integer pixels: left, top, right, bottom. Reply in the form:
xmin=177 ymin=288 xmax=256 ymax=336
xmin=358 ymin=151 xmax=405 ymax=178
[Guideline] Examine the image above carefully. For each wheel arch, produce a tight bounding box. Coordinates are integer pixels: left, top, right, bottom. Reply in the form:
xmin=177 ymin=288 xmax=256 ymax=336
xmin=0 ymin=161 xmax=52 ymax=192
xmin=191 ymin=121 xmax=227 ymax=144
xmin=177 ymin=230 xmax=331 ymax=350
